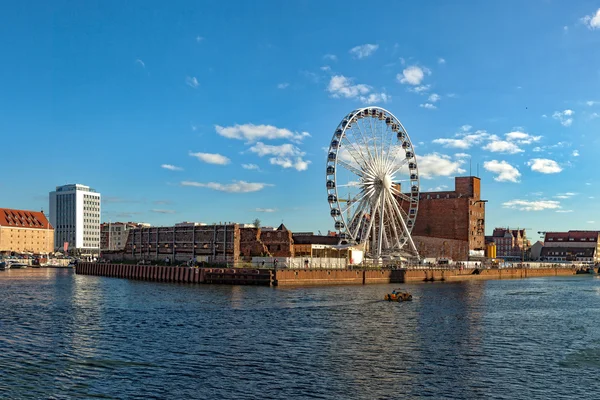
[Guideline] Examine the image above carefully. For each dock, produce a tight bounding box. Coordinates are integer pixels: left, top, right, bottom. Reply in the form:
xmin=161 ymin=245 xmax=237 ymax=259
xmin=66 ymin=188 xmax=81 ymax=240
xmin=75 ymin=263 xmax=578 ymax=286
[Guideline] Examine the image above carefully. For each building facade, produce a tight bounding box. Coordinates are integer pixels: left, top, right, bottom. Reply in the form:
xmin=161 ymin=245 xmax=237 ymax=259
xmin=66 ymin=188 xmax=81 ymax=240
xmin=541 ymin=231 xmax=600 ymax=263
xmin=49 ymin=184 xmax=101 ymax=253
xmin=117 ymin=223 xmax=240 ymax=263
xmin=399 ymin=176 xmax=486 ymax=260
xmin=485 ymin=228 xmax=531 ymax=260
xmin=0 ymin=208 xmax=54 ymax=254
xmin=100 ymin=222 xmax=146 ymax=251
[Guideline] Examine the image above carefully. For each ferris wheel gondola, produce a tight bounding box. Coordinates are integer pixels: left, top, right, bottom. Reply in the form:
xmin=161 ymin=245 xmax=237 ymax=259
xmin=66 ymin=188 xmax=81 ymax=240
xmin=326 ymin=106 xmax=420 ymax=260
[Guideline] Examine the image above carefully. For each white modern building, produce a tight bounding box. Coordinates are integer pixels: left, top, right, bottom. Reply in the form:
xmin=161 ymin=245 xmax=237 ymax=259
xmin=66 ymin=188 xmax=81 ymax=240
xmin=49 ymin=184 xmax=101 ymax=254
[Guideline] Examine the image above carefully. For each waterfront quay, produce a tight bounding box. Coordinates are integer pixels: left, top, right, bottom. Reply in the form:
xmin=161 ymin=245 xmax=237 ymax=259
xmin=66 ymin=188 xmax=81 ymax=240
xmin=76 ymin=262 xmax=578 ymax=286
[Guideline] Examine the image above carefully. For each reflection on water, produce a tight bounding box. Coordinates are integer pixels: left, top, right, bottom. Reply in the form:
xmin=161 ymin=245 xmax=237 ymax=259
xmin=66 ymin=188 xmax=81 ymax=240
xmin=1 ymin=269 xmax=599 ymax=399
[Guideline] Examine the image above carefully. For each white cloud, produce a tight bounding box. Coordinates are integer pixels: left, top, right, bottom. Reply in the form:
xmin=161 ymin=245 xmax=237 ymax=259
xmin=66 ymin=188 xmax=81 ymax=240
xmin=249 ymin=142 xmax=300 ymax=157
xmin=420 ymin=103 xmax=436 ymax=110
xmin=242 ymin=163 xmax=260 ymax=170
xmin=591 ymin=112 xmax=600 ymax=120
xmin=553 ymin=109 xmax=574 ymax=126
xmin=181 ymin=180 xmax=273 ymax=193
xmin=572 ymin=150 xmax=580 ymax=157
xmin=554 ymin=192 xmax=577 ymax=199
xmin=433 ymin=130 xmax=490 ymax=149
xmin=397 ymin=66 xmax=430 ymax=85
xmin=196 ymin=36 xmax=204 ymax=43
xmin=186 ymin=76 xmax=199 ymax=88
xmin=270 ymin=157 xmax=311 ymax=171
xmin=428 ymin=93 xmax=441 ymax=102
xmin=151 ymin=209 xmax=176 ymax=214
xmin=249 ymin=142 xmax=310 ymax=171
xmin=483 ymin=160 xmax=521 ymax=182
xmin=438 ymin=58 xmax=446 ymax=64
xmin=455 ymin=153 xmax=470 ymax=158
xmin=589 ymin=221 xmax=596 ymax=224
xmin=135 ymin=59 xmax=145 ymax=68
xmin=586 ymin=100 xmax=598 ymax=106
xmin=215 ymin=123 xmax=310 ymax=143
xmin=409 ymin=84 xmax=431 ymax=93
xmin=483 ymin=140 xmax=524 ymax=154
xmin=255 ymin=208 xmax=277 ymax=213
xmin=327 ymin=75 xmax=388 ymax=104
xmin=277 ymin=83 xmax=289 ymax=89
xmin=320 ymin=65 xmax=331 ymax=71
xmin=527 ymin=158 xmax=562 ymax=174
xmin=581 ymin=8 xmax=600 ymax=30
xmin=460 ymin=125 xmax=472 ymax=132
xmin=161 ymin=164 xmax=183 ymax=171
xmin=556 ymin=210 xmax=573 ymax=213
xmin=502 ymin=199 xmax=561 ymax=211
xmin=417 ymin=153 xmax=466 ymax=179
xmin=349 ymin=44 xmax=379 ymax=59
xmin=505 ymin=131 xmax=542 ymax=144
xmin=327 ymin=75 xmax=370 ymax=98
xmin=361 ymin=92 xmax=390 ymax=104
xmin=323 ymin=54 xmax=337 ymax=61
xmin=189 ymin=152 xmax=231 ymax=165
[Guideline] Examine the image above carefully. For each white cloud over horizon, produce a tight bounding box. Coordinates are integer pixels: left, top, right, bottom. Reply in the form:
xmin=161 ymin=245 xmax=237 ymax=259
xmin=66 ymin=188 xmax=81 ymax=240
xmin=161 ymin=164 xmax=183 ymax=171
xmin=527 ymin=158 xmax=562 ymax=174
xmin=327 ymin=75 xmax=389 ymax=104
xmin=483 ymin=160 xmax=521 ymax=182
xmin=417 ymin=153 xmax=466 ymax=179
xmin=503 ymin=199 xmax=561 ymax=211
xmin=181 ymin=180 xmax=273 ymax=193
xmin=581 ymin=8 xmax=600 ymax=29
xmin=397 ymin=65 xmax=430 ymax=85
xmin=216 ymin=123 xmax=310 ymax=143
xmin=189 ymin=152 xmax=231 ymax=165
xmin=349 ymin=44 xmax=379 ymax=58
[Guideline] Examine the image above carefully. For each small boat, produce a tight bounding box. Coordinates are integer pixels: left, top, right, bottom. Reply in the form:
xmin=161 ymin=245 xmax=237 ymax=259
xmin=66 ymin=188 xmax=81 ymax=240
xmin=384 ymin=289 xmax=413 ymax=302
xmin=9 ymin=262 xmax=28 ymax=269
xmin=0 ymin=261 xmax=10 ymax=271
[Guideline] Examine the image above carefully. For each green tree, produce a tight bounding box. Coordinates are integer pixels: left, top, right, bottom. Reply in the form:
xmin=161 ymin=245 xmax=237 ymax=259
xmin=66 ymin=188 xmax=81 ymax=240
xmin=253 ymin=218 xmax=261 ymax=228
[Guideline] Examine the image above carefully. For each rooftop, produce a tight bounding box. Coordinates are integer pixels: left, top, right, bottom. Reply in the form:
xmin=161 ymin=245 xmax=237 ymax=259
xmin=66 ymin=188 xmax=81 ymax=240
xmin=0 ymin=208 xmax=52 ymax=229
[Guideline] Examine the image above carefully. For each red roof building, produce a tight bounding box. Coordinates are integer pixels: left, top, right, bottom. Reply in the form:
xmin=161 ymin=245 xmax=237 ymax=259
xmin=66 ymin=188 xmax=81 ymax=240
xmin=0 ymin=208 xmax=54 ymax=254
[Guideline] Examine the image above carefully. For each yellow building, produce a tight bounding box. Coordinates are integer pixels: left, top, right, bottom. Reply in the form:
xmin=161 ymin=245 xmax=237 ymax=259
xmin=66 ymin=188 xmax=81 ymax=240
xmin=0 ymin=208 xmax=54 ymax=254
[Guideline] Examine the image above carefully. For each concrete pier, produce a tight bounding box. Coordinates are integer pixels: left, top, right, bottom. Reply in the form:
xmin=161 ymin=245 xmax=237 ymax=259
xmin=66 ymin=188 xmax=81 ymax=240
xmin=76 ymin=263 xmax=578 ymax=286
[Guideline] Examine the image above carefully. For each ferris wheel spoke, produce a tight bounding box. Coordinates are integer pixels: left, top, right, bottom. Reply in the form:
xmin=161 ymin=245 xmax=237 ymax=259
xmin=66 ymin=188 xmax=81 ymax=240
xmin=352 ymin=120 xmax=377 ymax=164
xmin=338 ymin=140 xmax=368 ymax=170
xmin=336 ymin=159 xmax=364 ymax=178
xmin=340 ymin=127 xmax=369 ymax=160
xmin=339 ymin=191 xmax=368 ymax=215
xmin=386 ymin=192 xmax=406 ymax=245
xmin=347 ymin=198 xmax=370 ymax=240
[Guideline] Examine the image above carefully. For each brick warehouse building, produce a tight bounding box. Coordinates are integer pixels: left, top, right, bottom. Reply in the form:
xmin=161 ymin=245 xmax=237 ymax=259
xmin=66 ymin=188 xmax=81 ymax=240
xmin=399 ymin=176 xmax=486 ymax=260
xmin=0 ymin=208 xmax=54 ymax=254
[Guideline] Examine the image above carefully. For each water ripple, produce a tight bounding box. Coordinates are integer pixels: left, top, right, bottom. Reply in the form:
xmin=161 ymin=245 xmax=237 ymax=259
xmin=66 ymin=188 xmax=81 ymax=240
xmin=1 ymin=269 xmax=599 ymax=399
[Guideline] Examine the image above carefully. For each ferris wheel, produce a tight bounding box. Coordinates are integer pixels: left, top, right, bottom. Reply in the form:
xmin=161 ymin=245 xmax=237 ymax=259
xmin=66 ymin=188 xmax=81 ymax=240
xmin=326 ymin=106 xmax=420 ymax=260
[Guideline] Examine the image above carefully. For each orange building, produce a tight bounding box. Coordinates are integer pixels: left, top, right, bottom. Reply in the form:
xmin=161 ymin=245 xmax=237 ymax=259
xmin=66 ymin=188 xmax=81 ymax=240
xmin=0 ymin=208 xmax=54 ymax=254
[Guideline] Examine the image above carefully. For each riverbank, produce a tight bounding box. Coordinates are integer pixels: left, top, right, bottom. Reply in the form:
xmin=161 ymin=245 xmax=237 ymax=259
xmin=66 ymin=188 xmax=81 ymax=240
xmin=75 ymin=262 xmax=579 ymax=286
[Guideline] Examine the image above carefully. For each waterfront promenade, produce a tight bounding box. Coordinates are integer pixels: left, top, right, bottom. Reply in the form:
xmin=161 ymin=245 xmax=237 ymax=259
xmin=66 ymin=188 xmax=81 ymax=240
xmin=76 ymin=262 xmax=578 ymax=286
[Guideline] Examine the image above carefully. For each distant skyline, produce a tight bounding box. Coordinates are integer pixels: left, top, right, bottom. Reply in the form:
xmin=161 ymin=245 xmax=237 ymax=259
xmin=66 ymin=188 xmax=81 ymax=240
xmin=1 ymin=1 xmax=600 ymax=238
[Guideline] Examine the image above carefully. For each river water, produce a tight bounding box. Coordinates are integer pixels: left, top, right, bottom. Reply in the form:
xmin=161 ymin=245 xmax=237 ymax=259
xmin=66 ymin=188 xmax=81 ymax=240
xmin=1 ymin=269 xmax=599 ymax=399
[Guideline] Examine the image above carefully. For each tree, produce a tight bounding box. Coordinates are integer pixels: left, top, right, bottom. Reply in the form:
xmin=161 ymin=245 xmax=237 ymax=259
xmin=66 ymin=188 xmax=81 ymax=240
xmin=253 ymin=218 xmax=261 ymax=229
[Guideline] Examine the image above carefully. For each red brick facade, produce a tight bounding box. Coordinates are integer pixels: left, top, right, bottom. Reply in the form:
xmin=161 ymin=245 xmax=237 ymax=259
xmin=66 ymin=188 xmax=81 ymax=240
xmin=408 ymin=176 xmax=485 ymax=254
xmin=239 ymin=224 xmax=294 ymax=259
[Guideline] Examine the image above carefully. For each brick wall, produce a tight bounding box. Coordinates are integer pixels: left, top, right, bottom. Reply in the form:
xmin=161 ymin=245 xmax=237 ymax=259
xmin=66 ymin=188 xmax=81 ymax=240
xmin=412 ymin=235 xmax=470 ymax=260
xmin=239 ymin=227 xmax=294 ymax=259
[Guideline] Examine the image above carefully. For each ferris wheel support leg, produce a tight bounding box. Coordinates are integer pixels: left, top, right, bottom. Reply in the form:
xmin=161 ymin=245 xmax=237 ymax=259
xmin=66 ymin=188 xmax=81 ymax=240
xmin=377 ymin=191 xmax=385 ymax=259
xmin=389 ymin=192 xmax=420 ymax=260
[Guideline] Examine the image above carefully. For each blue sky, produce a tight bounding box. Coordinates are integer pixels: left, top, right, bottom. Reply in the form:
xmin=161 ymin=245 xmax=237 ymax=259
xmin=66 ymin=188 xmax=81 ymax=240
xmin=1 ymin=1 xmax=600 ymax=238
